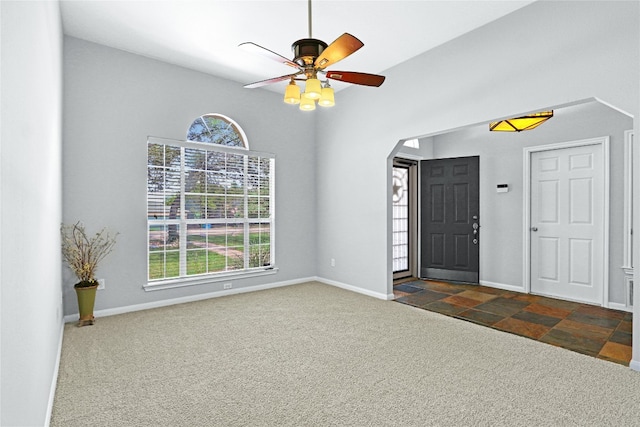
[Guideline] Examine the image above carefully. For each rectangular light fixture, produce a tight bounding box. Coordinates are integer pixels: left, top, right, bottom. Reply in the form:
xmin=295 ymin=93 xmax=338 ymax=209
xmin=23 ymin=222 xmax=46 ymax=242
xmin=489 ymin=111 xmax=554 ymax=132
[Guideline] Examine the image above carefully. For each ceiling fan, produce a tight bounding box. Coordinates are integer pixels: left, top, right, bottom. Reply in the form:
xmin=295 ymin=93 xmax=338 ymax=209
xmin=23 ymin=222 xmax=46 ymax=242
xmin=239 ymin=0 xmax=385 ymax=110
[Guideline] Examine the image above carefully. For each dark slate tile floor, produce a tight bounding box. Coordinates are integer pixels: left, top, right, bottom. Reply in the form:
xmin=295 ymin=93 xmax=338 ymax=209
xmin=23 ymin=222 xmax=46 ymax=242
xmin=394 ymin=279 xmax=633 ymax=366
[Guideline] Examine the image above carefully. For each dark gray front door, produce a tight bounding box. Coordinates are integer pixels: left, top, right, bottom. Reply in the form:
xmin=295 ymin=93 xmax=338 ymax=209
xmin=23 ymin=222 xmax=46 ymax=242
xmin=420 ymin=156 xmax=479 ymax=283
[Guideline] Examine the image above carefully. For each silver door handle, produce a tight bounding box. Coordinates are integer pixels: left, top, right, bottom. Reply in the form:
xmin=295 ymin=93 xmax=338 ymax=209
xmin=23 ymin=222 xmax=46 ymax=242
xmin=531 ymin=227 xmax=538 ymax=232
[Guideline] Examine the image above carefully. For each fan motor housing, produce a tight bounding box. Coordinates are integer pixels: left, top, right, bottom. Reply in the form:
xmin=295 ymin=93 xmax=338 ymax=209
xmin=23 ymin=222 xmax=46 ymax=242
xmin=292 ymin=38 xmax=327 ymax=66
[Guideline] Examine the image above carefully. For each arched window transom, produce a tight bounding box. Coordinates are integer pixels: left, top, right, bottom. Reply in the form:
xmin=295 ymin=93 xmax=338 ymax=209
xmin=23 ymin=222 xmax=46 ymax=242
xmin=187 ymin=113 xmax=248 ymax=149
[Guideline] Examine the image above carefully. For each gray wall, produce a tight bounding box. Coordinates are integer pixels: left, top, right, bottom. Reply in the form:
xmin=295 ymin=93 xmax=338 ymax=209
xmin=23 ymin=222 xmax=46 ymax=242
xmin=63 ymin=37 xmax=317 ymax=315
xmin=431 ymin=102 xmax=632 ymax=304
xmin=316 ymin=0 xmax=639 ymax=299
xmin=2 ymin=2 xmax=639 ymax=424
xmin=1 ymin=1 xmax=64 ymax=425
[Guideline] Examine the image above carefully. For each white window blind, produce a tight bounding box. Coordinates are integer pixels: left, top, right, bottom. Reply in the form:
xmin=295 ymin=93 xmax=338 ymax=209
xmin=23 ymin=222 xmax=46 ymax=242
xmin=147 ymin=137 xmax=275 ymax=286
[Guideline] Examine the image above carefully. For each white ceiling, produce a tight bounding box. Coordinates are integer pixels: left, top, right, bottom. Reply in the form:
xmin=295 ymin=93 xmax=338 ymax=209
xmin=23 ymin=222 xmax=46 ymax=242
xmin=60 ymin=0 xmax=536 ymax=93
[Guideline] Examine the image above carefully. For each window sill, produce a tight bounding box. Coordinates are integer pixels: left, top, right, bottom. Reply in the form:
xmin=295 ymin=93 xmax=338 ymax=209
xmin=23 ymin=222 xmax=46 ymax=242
xmin=143 ymin=267 xmax=279 ymax=292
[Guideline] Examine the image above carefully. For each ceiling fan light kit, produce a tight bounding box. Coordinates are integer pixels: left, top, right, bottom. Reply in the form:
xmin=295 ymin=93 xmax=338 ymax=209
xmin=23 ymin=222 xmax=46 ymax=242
xmin=283 ymin=80 xmax=301 ymax=105
xmin=240 ymin=0 xmax=385 ymax=111
xmin=303 ymin=77 xmax=322 ymax=100
xmin=318 ymin=83 xmax=335 ymax=107
xmin=299 ymin=96 xmax=316 ymax=111
xmin=489 ymin=111 xmax=554 ymax=132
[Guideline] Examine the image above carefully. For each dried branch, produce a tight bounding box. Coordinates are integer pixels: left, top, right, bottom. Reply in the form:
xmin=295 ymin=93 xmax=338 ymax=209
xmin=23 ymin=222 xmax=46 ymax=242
xmin=61 ymin=222 xmax=118 ymax=286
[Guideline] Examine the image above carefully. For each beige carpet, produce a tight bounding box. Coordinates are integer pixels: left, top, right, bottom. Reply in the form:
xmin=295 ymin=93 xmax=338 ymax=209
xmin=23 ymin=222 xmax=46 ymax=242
xmin=52 ymin=282 xmax=640 ymax=426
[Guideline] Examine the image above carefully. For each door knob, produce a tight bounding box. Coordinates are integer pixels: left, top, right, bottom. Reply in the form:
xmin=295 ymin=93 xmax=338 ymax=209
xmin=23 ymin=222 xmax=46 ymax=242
xmin=531 ymin=227 xmax=538 ymax=232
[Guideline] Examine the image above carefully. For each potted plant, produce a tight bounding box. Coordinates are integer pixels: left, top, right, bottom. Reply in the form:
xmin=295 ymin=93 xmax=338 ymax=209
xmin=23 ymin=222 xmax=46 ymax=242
xmin=61 ymin=222 xmax=118 ymax=326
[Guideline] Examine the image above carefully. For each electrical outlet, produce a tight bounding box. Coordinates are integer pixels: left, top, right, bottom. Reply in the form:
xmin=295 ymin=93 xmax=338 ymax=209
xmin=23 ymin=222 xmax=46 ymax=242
xmin=97 ymin=278 xmax=105 ymax=290
xmin=331 ymin=258 xmax=336 ymax=267
xmin=223 ymin=283 xmax=232 ymax=290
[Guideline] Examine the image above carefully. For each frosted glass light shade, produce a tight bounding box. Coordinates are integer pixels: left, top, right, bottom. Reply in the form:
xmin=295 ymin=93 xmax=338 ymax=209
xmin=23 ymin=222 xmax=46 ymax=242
xmin=283 ymin=81 xmax=301 ymax=104
xmin=303 ymin=78 xmax=322 ymax=100
xmin=299 ymin=96 xmax=316 ymax=111
xmin=318 ymin=86 xmax=335 ymax=107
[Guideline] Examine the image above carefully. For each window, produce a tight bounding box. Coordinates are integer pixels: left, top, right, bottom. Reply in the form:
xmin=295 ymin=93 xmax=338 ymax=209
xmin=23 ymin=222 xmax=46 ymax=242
xmin=392 ymin=158 xmax=418 ymax=280
xmin=187 ymin=114 xmax=247 ymax=147
xmin=146 ymin=115 xmax=275 ymax=289
xmin=392 ymin=165 xmax=410 ymax=272
xmin=403 ymin=138 xmax=419 ymax=149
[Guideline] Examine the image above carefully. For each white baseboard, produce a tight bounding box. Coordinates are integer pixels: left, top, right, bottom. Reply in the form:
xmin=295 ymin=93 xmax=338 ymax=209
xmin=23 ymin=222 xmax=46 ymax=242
xmin=479 ymin=281 xmax=633 ymax=312
xmin=315 ymin=276 xmax=394 ymax=300
xmin=45 ymin=319 xmax=65 ymax=427
xmin=606 ymin=302 xmax=633 ymax=313
xmin=629 ymin=359 xmax=640 ymax=372
xmin=479 ymin=280 xmax=525 ymax=293
xmin=64 ymin=276 xmax=315 ymax=323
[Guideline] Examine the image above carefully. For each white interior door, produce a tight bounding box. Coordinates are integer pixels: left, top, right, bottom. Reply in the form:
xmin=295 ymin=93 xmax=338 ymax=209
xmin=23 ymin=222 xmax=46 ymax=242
xmin=530 ymin=143 xmax=604 ymax=304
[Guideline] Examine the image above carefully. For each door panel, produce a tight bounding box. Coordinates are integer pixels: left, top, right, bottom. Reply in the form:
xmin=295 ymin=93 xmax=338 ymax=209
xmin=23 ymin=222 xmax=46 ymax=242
xmin=530 ymin=144 xmax=603 ymax=304
xmin=421 ymin=156 xmax=479 ymax=283
xmin=430 ymin=233 xmax=445 ymax=266
xmin=454 ymin=234 xmax=470 ymax=267
xmin=570 ymin=178 xmax=592 ymax=223
xmin=538 ymin=180 xmax=559 ymax=223
xmin=453 ymin=184 xmax=469 ymax=222
xmin=431 ymin=184 xmax=445 ymax=222
xmin=569 ymin=238 xmax=592 ymax=285
xmin=538 ymin=237 xmax=559 ymax=280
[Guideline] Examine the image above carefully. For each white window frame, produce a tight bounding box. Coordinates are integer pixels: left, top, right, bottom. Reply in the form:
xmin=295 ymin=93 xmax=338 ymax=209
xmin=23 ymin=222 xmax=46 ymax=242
xmin=145 ymin=136 xmax=277 ymax=291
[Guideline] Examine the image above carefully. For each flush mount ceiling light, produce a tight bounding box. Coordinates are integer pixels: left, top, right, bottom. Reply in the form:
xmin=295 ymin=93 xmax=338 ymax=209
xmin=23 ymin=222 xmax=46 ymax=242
xmin=239 ymin=0 xmax=385 ymax=111
xmin=489 ymin=111 xmax=554 ymax=132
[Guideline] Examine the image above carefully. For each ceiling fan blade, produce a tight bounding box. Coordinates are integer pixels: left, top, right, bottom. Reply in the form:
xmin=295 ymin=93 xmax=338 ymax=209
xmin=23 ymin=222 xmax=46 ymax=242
xmin=326 ymin=71 xmax=386 ymax=87
xmin=239 ymin=42 xmax=301 ymax=70
xmin=244 ymin=73 xmax=300 ymax=89
xmin=314 ymin=33 xmax=363 ymax=70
